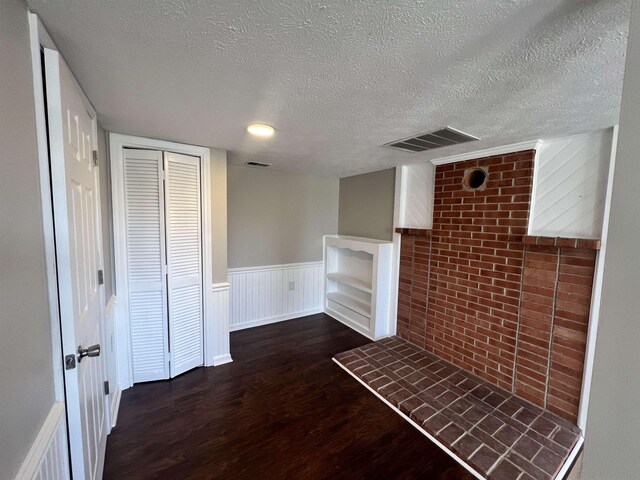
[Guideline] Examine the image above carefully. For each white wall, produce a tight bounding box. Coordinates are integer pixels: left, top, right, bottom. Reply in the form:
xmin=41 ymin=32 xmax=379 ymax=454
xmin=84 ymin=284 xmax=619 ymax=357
xmin=529 ymin=128 xmax=614 ymax=239
xmin=582 ymin=3 xmax=640 ymax=478
xmin=0 ymin=1 xmax=56 ymax=478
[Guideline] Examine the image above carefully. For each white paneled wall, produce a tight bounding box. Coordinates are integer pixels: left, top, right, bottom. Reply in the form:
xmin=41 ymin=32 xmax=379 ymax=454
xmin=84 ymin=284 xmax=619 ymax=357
xmin=15 ymin=403 xmax=69 ymax=480
xmin=210 ymin=283 xmax=231 ymax=365
xmin=228 ymin=262 xmax=324 ymax=331
xmin=397 ymin=163 xmax=435 ymax=228
xmin=530 ymin=128 xmax=614 ymax=238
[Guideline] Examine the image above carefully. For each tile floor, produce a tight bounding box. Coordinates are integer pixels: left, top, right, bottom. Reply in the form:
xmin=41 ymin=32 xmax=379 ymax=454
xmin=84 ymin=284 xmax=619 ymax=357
xmin=334 ymin=336 xmax=581 ymax=480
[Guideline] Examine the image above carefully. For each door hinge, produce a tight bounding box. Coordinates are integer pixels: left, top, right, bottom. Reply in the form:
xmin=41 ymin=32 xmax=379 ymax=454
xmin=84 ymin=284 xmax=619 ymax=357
xmin=65 ymin=354 xmax=76 ymax=370
xmin=92 ymin=150 xmax=98 ymax=167
xmin=104 ymin=381 xmax=110 ymax=396
xmin=98 ymin=269 xmax=104 ymax=285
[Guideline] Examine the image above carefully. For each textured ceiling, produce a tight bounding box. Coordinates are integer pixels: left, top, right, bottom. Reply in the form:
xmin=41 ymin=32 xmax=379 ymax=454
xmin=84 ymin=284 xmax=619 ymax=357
xmin=28 ymin=0 xmax=630 ymax=177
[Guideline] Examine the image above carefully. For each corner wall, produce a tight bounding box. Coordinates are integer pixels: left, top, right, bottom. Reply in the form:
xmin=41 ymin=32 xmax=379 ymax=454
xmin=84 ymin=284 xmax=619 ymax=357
xmin=338 ymin=168 xmax=396 ymax=241
xmin=582 ymin=1 xmax=640 ymax=477
xmin=0 ymin=0 xmax=56 ymax=477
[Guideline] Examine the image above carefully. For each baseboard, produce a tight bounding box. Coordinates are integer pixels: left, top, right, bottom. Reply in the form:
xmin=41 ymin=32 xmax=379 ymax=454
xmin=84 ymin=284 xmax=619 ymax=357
xmin=230 ymin=308 xmax=323 ymax=332
xmin=110 ymin=384 xmax=122 ymax=428
xmin=15 ymin=402 xmax=69 ymax=480
xmin=213 ymin=353 xmax=233 ymax=366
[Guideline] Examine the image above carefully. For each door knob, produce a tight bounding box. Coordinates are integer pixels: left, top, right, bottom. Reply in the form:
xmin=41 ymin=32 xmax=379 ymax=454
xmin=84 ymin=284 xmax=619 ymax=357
xmin=77 ymin=344 xmax=100 ymax=362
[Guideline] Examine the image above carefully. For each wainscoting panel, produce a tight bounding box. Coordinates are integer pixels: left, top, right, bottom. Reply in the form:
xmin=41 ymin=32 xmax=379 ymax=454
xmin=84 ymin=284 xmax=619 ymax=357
xmin=398 ymin=162 xmax=435 ymax=229
xmin=15 ymin=402 xmax=69 ymax=480
xmin=210 ymin=282 xmax=232 ymax=365
xmin=228 ymin=262 xmax=324 ymax=331
xmin=530 ymin=128 xmax=613 ymax=238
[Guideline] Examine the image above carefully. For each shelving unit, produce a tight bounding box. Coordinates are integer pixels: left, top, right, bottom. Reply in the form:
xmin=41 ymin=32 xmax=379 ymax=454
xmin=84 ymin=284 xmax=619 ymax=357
xmin=323 ymin=235 xmax=394 ymax=340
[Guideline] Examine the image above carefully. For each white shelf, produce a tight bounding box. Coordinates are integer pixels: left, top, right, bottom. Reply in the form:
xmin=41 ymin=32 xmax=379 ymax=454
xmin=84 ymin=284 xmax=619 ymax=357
xmin=327 ymin=292 xmax=371 ymax=318
xmin=326 ymin=272 xmax=372 ymax=293
xmin=323 ymin=235 xmax=393 ymax=340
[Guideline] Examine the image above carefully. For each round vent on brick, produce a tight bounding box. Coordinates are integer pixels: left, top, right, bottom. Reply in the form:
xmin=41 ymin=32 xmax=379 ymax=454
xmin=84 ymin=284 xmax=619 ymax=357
xmin=463 ymin=167 xmax=488 ymax=191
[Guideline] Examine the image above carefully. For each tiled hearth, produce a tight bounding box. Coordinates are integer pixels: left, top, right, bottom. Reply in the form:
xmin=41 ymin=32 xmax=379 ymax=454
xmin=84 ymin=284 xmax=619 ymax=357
xmin=334 ymin=336 xmax=581 ymax=480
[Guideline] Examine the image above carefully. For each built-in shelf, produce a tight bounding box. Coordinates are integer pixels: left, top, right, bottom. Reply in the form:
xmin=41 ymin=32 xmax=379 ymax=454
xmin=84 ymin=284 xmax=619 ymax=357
xmin=326 ymin=272 xmax=373 ymax=294
xmin=327 ymin=291 xmax=371 ymax=317
xmin=324 ymin=235 xmax=393 ymax=340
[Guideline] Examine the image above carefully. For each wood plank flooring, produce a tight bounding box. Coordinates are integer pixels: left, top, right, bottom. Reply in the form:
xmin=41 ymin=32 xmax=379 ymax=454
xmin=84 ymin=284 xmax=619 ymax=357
xmin=104 ymin=314 xmax=473 ymax=479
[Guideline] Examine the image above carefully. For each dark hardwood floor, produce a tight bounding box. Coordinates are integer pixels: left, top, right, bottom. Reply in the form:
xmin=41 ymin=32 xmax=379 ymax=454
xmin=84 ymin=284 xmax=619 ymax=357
xmin=104 ymin=314 xmax=473 ymax=479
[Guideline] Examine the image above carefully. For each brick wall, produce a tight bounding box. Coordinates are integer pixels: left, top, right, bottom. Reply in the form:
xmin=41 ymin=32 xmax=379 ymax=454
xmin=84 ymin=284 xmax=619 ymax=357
xmin=396 ymin=150 xmax=598 ymax=423
xmin=516 ymin=244 xmax=596 ymax=420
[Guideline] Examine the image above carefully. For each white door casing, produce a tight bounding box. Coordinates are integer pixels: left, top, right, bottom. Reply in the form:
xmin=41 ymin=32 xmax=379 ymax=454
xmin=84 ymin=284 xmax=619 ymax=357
xmin=123 ymin=148 xmax=170 ymax=382
xmin=110 ymin=134 xmax=221 ymax=389
xmin=45 ymin=48 xmax=107 ymax=480
xmin=165 ymin=152 xmax=204 ymax=377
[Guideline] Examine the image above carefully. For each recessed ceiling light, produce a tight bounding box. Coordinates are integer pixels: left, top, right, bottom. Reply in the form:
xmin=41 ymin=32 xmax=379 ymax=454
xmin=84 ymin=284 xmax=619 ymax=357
xmin=246 ymin=124 xmax=275 ymax=138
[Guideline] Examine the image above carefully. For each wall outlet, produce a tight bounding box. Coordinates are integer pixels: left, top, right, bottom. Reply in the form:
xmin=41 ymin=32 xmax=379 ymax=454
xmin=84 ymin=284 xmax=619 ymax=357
xmin=288 ymin=281 xmax=295 ymax=291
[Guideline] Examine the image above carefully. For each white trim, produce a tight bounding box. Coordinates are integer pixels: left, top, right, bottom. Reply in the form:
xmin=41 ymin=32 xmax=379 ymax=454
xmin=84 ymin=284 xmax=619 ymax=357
xmin=576 ymin=124 xmax=619 ymax=431
xmin=109 ymin=133 xmax=215 ymax=387
xmin=212 ymin=354 xmax=233 ymax=366
xmin=15 ymin=402 xmax=69 ymax=480
xmin=557 ymin=436 xmax=585 ymax=480
xmin=333 ymin=359 xmax=484 ymax=480
xmin=527 ymin=145 xmax=544 ymax=234
xmin=212 ymin=282 xmax=231 ymax=291
xmin=228 ymin=260 xmax=323 ymax=273
xmin=28 ymin=13 xmax=65 ymax=403
xmin=390 ymin=166 xmax=404 ymax=336
xmin=110 ymin=385 xmax=122 ymax=428
xmin=230 ymin=308 xmax=324 ymax=332
xmin=105 ymin=295 xmax=117 ymax=318
xmin=429 ymin=140 xmax=542 ymax=166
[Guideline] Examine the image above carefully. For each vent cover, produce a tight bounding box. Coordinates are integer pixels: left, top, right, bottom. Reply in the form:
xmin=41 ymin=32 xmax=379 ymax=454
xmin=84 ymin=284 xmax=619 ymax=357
xmin=246 ymin=161 xmax=271 ymax=167
xmin=385 ymin=127 xmax=479 ymax=153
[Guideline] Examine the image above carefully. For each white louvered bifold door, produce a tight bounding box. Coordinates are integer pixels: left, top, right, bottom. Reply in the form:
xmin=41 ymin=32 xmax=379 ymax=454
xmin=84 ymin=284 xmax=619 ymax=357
xmin=123 ymin=148 xmax=170 ymax=382
xmin=165 ymin=152 xmax=204 ymax=377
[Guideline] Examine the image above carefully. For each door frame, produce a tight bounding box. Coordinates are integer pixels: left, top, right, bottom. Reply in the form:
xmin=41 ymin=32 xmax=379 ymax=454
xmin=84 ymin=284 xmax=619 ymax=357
xmin=110 ymin=133 xmax=214 ymax=389
xmin=29 ymin=12 xmax=111 ymax=476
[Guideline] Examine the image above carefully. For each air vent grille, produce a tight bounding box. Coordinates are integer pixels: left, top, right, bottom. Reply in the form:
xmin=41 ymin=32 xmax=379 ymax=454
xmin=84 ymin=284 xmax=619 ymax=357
xmin=246 ymin=161 xmax=271 ymax=167
xmin=385 ymin=127 xmax=479 ymax=153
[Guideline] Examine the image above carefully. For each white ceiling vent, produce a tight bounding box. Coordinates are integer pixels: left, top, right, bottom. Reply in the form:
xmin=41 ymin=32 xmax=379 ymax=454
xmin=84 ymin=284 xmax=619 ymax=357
xmin=246 ymin=161 xmax=271 ymax=167
xmin=385 ymin=127 xmax=479 ymax=153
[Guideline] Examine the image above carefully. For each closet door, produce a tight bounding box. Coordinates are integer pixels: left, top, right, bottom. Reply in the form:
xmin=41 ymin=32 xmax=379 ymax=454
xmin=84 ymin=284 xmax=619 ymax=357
xmin=123 ymin=148 xmax=170 ymax=382
xmin=165 ymin=152 xmax=204 ymax=377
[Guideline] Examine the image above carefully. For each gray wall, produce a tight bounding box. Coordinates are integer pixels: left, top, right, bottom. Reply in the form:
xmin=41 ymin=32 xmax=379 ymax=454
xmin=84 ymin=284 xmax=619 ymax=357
xmin=227 ymin=165 xmax=338 ymax=268
xmin=98 ymin=123 xmax=115 ymax=300
xmin=210 ymin=148 xmax=228 ymax=282
xmin=0 ymin=1 xmax=56 ymax=478
xmin=582 ymin=3 xmax=640 ymax=478
xmin=338 ymin=168 xmax=396 ymax=241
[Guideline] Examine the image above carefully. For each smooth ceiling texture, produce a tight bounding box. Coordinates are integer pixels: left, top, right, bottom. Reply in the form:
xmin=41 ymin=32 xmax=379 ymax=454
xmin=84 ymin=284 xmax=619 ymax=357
xmin=28 ymin=0 xmax=630 ymax=177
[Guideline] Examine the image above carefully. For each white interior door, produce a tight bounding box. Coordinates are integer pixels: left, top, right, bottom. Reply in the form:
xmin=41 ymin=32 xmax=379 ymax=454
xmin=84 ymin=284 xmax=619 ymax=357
xmin=123 ymin=148 xmax=170 ymax=382
xmin=165 ymin=152 xmax=204 ymax=377
xmin=45 ymin=48 xmax=107 ymax=480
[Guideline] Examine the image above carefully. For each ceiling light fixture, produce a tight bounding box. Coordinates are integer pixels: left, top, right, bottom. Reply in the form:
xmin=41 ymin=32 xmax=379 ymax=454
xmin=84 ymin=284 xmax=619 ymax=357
xmin=246 ymin=124 xmax=275 ymax=138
